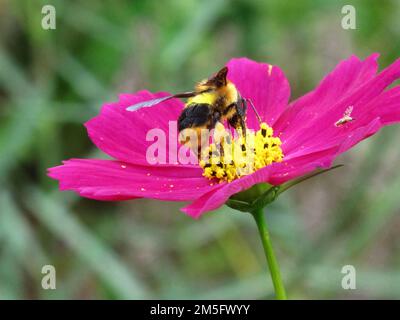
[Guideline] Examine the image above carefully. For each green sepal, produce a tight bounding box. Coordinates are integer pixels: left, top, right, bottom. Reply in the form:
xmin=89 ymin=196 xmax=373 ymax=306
xmin=252 ymin=186 xmax=280 ymax=210
xmin=226 ymin=165 xmax=344 ymax=213
xmin=226 ymin=184 xmax=280 ymax=213
xmin=225 ymin=198 xmax=253 ymax=212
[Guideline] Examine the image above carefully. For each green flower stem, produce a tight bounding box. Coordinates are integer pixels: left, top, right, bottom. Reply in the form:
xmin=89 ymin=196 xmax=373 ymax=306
xmin=252 ymin=208 xmax=287 ymax=300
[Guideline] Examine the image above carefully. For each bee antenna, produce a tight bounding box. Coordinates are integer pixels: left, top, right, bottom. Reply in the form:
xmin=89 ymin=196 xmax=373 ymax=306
xmin=246 ymin=98 xmax=262 ymax=124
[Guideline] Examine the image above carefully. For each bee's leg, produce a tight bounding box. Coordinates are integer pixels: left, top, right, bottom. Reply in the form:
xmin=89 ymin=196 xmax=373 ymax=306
xmin=216 ymin=131 xmax=225 ymax=159
xmin=238 ymin=99 xmax=247 ymax=137
xmin=229 ymin=101 xmax=247 ymax=138
xmin=228 ymin=113 xmax=246 ymax=139
xmin=209 ymin=112 xmax=226 ymax=159
xmin=239 ymin=115 xmax=246 ymax=138
xmin=239 ymin=98 xmax=247 ymax=119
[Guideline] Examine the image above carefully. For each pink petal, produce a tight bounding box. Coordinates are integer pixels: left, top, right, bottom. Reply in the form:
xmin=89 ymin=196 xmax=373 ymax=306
xmin=377 ymin=87 xmax=400 ymax=125
xmin=86 ymin=91 xmax=187 ymax=166
xmin=294 ymin=87 xmax=400 ymax=157
xmin=355 ymin=86 xmax=400 ymax=127
xmin=226 ymin=57 xmax=290 ymax=129
xmin=48 ymin=159 xmax=219 ymax=201
xmin=274 ymin=54 xmax=380 ymax=143
xmin=182 ymin=146 xmax=338 ymax=218
xmin=278 ymin=55 xmax=400 ymax=156
xmin=336 ymin=118 xmax=381 ymax=154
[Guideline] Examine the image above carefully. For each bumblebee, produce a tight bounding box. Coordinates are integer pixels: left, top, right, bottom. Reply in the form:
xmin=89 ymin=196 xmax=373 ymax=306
xmin=126 ymin=67 xmax=260 ymax=152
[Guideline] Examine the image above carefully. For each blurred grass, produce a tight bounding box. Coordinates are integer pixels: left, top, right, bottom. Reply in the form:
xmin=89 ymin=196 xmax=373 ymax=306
xmin=0 ymin=0 xmax=399 ymax=299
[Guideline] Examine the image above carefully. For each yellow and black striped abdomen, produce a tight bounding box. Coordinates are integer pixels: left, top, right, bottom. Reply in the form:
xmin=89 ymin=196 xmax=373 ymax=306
xmin=177 ymin=91 xmax=221 ymax=133
xmin=177 ymin=102 xmax=212 ymax=132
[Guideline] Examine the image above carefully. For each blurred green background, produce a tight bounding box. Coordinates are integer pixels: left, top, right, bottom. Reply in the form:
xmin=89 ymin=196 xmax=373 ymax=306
xmin=1 ymin=0 xmax=400 ymax=299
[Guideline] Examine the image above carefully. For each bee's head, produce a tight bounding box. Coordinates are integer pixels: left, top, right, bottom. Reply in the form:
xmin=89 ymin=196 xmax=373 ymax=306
xmin=197 ymin=67 xmax=228 ymax=91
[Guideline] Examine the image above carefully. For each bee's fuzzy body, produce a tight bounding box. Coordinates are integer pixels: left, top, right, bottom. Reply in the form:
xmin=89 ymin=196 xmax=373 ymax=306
xmin=177 ymin=68 xmax=247 ymax=151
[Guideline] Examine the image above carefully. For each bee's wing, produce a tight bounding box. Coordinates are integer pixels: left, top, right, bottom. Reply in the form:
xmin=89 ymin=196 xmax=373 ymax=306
xmin=126 ymin=92 xmax=196 ymax=112
xmin=126 ymin=96 xmax=172 ymax=111
xmin=344 ymin=106 xmax=353 ymax=116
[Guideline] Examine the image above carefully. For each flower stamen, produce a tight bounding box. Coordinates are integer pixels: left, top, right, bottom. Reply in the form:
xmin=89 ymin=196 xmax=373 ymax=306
xmin=200 ymin=123 xmax=284 ymax=182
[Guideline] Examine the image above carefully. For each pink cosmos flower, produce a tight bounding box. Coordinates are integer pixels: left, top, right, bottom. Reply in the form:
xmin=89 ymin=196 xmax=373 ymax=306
xmin=48 ymin=54 xmax=400 ymax=218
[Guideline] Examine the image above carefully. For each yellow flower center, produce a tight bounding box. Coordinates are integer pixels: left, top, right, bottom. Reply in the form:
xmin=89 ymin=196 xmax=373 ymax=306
xmin=199 ymin=122 xmax=284 ymax=182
